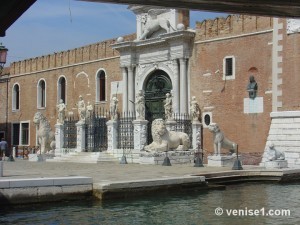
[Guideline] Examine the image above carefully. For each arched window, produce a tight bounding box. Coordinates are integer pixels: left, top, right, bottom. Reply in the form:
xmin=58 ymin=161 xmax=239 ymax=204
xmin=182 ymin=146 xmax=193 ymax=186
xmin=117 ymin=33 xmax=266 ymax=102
xmin=58 ymin=76 xmax=66 ymax=104
xmin=96 ymin=70 xmax=106 ymax=102
xmin=12 ymin=84 xmax=20 ymax=110
xmin=37 ymin=79 xmax=46 ymax=108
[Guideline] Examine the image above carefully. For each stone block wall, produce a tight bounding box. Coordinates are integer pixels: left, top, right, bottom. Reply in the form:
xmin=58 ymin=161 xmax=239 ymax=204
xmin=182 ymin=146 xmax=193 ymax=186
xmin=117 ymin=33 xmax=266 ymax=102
xmin=265 ymin=111 xmax=300 ymax=167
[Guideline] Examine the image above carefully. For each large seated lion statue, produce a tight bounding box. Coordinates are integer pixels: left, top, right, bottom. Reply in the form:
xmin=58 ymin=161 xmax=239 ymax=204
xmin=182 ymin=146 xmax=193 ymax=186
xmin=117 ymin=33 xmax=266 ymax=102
xmin=33 ymin=112 xmax=56 ymax=154
xmin=208 ymin=123 xmax=237 ymax=156
xmin=144 ymin=119 xmax=190 ymax=152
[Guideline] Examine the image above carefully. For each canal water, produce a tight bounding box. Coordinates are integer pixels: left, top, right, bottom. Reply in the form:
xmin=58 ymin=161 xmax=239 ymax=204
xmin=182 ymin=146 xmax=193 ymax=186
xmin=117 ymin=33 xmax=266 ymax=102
xmin=1 ymin=183 xmax=299 ymax=225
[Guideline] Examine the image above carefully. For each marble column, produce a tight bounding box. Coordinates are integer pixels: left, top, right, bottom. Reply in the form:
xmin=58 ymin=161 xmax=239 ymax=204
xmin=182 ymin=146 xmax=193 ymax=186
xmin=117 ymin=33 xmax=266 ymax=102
xmin=128 ymin=66 xmax=135 ymax=112
xmin=173 ymin=59 xmax=180 ymax=113
xmin=122 ymin=67 xmax=128 ymax=112
xmin=180 ymin=58 xmax=188 ymax=114
xmin=133 ymin=120 xmax=148 ymax=151
xmin=76 ymin=122 xmax=86 ymax=152
xmin=106 ymin=120 xmax=118 ymax=153
xmin=54 ymin=123 xmax=64 ymax=156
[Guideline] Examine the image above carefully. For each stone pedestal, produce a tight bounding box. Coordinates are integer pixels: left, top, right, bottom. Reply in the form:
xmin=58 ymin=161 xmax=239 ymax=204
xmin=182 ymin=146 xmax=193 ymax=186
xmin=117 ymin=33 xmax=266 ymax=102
xmin=55 ymin=123 xmax=64 ymax=156
xmin=139 ymin=150 xmax=195 ymax=165
xmin=207 ymin=155 xmax=237 ymax=167
xmin=261 ymin=160 xmax=288 ymax=169
xmin=76 ymin=122 xmax=86 ymax=152
xmin=133 ymin=120 xmax=148 ymax=151
xmin=192 ymin=121 xmax=202 ymax=150
xmin=106 ymin=120 xmax=118 ymax=153
xmin=165 ymin=119 xmax=176 ymax=131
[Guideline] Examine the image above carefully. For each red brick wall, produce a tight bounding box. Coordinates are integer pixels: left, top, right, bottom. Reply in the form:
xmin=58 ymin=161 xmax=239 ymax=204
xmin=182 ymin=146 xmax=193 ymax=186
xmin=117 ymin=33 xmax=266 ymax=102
xmin=190 ymin=29 xmax=273 ymax=154
xmin=281 ymin=19 xmax=300 ymax=111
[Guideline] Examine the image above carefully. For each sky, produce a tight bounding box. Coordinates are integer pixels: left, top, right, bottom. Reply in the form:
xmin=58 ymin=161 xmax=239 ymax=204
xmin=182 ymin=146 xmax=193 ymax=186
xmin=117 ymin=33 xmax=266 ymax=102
xmin=1 ymin=0 xmax=227 ymax=65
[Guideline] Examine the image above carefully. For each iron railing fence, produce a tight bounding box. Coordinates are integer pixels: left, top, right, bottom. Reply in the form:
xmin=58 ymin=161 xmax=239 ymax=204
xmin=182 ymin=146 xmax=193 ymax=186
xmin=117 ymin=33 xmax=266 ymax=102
xmin=117 ymin=111 xmax=136 ymax=149
xmin=85 ymin=107 xmax=109 ymax=152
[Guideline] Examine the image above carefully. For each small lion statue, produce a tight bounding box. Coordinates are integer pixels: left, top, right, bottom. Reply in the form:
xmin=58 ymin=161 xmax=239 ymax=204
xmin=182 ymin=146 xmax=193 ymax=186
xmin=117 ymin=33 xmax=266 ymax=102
xmin=208 ymin=123 xmax=237 ymax=156
xmin=33 ymin=112 xmax=56 ymax=154
xmin=144 ymin=119 xmax=190 ymax=152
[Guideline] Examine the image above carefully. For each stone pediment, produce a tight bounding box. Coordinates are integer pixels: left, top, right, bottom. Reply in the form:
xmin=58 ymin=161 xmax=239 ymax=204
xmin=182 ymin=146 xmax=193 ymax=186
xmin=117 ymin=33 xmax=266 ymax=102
xmin=112 ymin=30 xmax=195 ymax=66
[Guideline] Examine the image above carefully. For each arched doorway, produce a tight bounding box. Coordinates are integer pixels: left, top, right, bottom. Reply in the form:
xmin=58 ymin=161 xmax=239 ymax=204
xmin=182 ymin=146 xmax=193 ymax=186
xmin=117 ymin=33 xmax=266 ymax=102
xmin=144 ymin=69 xmax=172 ymax=123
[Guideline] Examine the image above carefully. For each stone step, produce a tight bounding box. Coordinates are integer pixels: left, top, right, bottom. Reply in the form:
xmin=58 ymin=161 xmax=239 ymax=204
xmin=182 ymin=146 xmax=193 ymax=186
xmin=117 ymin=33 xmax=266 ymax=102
xmin=48 ymin=151 xmax=119 ymax=163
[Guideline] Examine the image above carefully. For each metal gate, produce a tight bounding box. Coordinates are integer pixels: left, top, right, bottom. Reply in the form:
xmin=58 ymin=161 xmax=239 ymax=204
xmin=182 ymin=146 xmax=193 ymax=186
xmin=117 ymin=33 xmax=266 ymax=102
xmin=85 ymin=109 xmax=109 ymax=152
xmin=64 ymin=116 xmax=78 ymax=149
xmin=117 ymin=111 xmax=135 ymax=149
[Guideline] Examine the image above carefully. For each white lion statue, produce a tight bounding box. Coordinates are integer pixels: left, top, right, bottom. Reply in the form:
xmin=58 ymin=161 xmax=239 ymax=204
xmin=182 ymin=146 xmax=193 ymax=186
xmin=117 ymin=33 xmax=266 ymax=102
xmin=144 ymin=119 xmax=190 ymax=152
xmin=139 ymin=9 xmax=175 ymax=40
xmin=208 ymin=123 xmax=237 ymax=156
xmin=33 ymin=112 xmax=56 ymax=154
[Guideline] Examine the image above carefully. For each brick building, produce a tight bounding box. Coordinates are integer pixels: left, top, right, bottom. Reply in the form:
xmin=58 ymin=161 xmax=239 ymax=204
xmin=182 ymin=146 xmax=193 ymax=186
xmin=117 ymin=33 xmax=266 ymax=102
xmin=1 ymin=7 xmax=300 ymax=163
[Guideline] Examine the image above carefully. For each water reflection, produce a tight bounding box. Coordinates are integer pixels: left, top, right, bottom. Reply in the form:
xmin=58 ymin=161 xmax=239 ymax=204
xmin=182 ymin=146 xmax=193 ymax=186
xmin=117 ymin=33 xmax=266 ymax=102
xmin=0 ymin=183 xmax=299 ymax=225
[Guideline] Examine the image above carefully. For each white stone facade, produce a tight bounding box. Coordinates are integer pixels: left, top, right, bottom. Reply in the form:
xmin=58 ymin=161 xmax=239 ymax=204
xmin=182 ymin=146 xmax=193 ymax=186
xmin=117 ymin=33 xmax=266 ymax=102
xmin=263 ymin=111 xmax=300 ymax=168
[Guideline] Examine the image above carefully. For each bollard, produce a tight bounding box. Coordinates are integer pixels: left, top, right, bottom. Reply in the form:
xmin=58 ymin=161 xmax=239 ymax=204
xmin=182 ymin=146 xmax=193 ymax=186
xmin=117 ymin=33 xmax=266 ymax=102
xmin=0 ymin=161 xmax=3 ymax=177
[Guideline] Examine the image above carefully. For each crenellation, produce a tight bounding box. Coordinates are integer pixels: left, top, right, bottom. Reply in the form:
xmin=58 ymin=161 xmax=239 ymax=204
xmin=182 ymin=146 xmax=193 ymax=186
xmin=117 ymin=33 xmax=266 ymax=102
xmin=195 ymin=14 xmax=272 ymax=41
xmin=69 ymin=49 xmax=76 ymax=65
xmin=62 ymin=51 xmax=69 ymax=66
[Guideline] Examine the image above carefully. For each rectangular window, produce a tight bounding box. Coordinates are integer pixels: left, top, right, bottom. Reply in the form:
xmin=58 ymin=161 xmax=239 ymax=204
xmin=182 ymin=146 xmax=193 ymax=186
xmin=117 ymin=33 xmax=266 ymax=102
xmin=225 ymin=58 xmax=233 ymax=76
xmin=21 ymin=123 xmax=29 ymax=145
xmin=223 ymin=56 xmax=235 ymax=80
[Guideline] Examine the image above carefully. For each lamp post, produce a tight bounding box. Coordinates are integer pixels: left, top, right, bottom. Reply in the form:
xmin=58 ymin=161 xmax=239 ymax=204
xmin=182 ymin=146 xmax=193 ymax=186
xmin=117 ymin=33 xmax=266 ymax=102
xmin=0 ymin=43 xmax=8 ymax=74
xmin=0 ymin=43 xmax=11 ymax=161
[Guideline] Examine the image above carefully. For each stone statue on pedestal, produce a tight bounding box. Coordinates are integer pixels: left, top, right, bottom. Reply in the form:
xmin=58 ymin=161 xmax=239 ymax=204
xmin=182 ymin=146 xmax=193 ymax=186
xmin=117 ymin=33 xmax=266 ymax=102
xmin=262 ymin=142 xmax=285 ymax=162
xmin=77 ymin=95 xmax=86 ymax=122
xmin=56 ymin=99 xmax=66 ymax=124
xmin=86 ymin=102 xmax=93 ymax=119
xmin=135 ymin=90 xmax=145 ymax=120
xmin=144 ymin=119 xmax=190 ymax=152
xmin=208 ymin=123 xmax=237 ymax=156
xmin=110 ymin=96 xmax=119 ymax=120
xmin=164 ymin=93 xmax=173 ymax=120
xmin=190 ymin=96 xmax=201 ymax=121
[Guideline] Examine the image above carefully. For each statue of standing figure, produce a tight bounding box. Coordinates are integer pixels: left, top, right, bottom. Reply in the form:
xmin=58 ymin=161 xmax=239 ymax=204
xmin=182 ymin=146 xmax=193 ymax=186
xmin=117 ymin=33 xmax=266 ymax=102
xmin=247 ymin=75 xmax=258 ymax=99
xmin=110 ymin=96 xmax=119 ymax=120
xmin=190 ymin=96 xmax=201 ymax=121
xmin=136 ymin=90 xmax=145 ymax=120
xmin=164 ymin=93 xmax=173 ymax=120
xmin=77 ymin=95 xmax=86 ymax=122
xmin=86 ymin=101 xmax=93 ymax=119
xmin=56 ymin=99 xmax=66 ymax=124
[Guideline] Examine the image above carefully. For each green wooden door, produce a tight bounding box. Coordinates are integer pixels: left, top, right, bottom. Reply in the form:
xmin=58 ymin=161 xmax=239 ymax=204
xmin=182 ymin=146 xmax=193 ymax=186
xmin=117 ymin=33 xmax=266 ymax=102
xmin=144 ymin=70 xmax=172 ymax=122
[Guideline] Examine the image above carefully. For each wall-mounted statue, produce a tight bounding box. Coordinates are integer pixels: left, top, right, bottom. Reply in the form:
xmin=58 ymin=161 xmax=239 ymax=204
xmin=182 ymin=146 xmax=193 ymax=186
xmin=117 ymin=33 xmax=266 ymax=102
xmin=208 ymin=123 xmax=237 ymax=156
xmin=135 ymin=90 xmax=145 ymax=120
xmin=139 ymin=9 xmax=175 ymax=40
xmin=164 ymin=93 xmax=173 ymax=120
xmin=247 ymin=75 xmax=258 ymax=99
xmin=110 ymin=96 xmax=119 ymax=120
xmin=77 ymin=95 xmax=86 ymax=122
xmin=56 ymin=99 xmax=66 ymax=124
xmin=144 ymin=119 xmax=190 ymax=152
xmin=33 ymin=112 xmax=55 ymax=154
xmin=190 ymin=96 xmax=201 ymax=121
